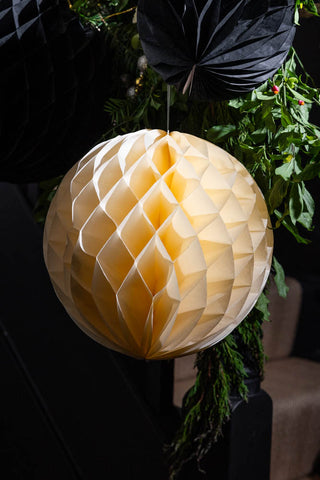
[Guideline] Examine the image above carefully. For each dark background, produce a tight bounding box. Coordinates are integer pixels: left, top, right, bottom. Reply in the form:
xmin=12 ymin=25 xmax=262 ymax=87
xmin=0 ymin=182 xmax=172 ymax=479
xmin=0 ymin=14 xmax=319 ymax=480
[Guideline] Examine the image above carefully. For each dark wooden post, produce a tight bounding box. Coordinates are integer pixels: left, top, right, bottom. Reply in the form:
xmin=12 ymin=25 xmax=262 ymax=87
xmin=113 ymin=354 xmax=180 ymax=439
xmin=224 ymin=376 xmax=272 ymax=480
xmin=178 ymin=373 xmax=272 ymax=480
xmin=178 ymin=331 xmax=273 ymax=479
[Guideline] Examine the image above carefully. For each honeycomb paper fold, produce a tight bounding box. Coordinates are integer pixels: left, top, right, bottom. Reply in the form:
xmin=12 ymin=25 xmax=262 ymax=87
xmin=43 ymin=130 xmax=273 ymax=359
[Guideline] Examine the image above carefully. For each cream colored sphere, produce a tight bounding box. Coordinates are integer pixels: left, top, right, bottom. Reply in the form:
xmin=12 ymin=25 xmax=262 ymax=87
xmin=43 ymin=130 xmax=273 ymax=359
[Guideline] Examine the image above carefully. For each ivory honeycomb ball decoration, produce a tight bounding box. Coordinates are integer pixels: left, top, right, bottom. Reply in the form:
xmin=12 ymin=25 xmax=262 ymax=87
xmin=43 ymin=129 xmax=273 ymax=359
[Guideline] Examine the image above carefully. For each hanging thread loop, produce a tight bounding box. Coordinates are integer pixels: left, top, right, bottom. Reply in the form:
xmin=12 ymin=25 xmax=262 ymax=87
xmin=167 ymin=84 xmax=171 ymax=133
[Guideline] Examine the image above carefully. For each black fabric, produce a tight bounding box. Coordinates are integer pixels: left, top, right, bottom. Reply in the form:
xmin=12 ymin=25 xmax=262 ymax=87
xmin=137 ymin=0 xmax=296 ymax=100
xmin=0 ymin=0 xmax=110 ymax=183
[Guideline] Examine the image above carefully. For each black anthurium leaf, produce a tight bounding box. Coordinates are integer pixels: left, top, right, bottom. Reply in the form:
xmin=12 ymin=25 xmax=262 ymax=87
xmin=137 ymin=0 xmax=296 ymax=101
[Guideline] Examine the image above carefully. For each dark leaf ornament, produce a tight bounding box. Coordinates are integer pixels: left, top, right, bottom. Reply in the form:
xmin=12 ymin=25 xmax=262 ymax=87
xmin=137 ymin=0 xmax=296 ymax=100
xmin=0 ymin=0 xmax=110 ymax=183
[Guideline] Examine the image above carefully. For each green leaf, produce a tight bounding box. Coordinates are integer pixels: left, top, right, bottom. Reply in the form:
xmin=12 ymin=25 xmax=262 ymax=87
xmin=250 ymin=128 xmax=267 ymax=144
xmin=275 ymin=129 xmax=301 ymax=151
xmin=228 ymin=98 xmax=245 ymax=109
xmin=269 ymin=178 xmax=289 ymax=212
xmin=72 ymin=0 xmax=83 ymax=9
xmin=207 ymin=124 xmax=237 ymax=143
xmin=261 ymin=100 xmax=273 ymax=119
xmin=275 ymin=160 xmax=294 ymax=180
xmin=256 ymin=91 xmax=274 ymax=101
xmin=300 ymin=0 xmax=319 ymax=16
xmin=272 ymin=257 xmax=289 ymax=298
xmin=131 ymin=33 xmax=140 ymax=50
xmin=297 ymin=212 xmax=313 ymax=229
xmin=255 ymin=292 xmax=270 ymax=322
xmin=281 ymin=105 xmax=293 ymax=127
xmin=301 ymin=182 xmax=315 ymax=215
xmin=287 ymin=87 xmax=313 ymax=103
xmin=150 ymin=97 xmax=161 ymax=110
xmin=289 ymin=183 xmax=303 ymax=224
xmin=119 ymin=0 xmax=129 ymax=9
xmin=239 ymin=100 xmax=259 ymax=113
xmin=254 ymin=81 xmax=269 ymax=93
xmin=291 ymin=104 xmax=310 ymax=125
xmin=274 ymin=210 xmax=310 ymax=244
xmin=260 ymin=100 xmax=277 ymax=132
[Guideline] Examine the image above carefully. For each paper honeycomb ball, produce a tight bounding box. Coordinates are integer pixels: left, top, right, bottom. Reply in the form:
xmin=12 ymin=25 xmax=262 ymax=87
xmin=43 ymin=130 xmax=273 ymax=359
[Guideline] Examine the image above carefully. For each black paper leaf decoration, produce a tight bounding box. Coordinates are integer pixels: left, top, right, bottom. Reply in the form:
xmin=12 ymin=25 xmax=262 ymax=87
xmin=0 ymin=0 xmax=110 ymax=183
xmin=137 ymin=0 xmax=296 ymax=100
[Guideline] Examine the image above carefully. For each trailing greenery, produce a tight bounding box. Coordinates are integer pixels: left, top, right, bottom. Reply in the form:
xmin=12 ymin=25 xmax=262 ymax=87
xmin=166 ymin=304 xmax=268 ymax=478
xmin=166 ymin=335 xmax=248 ymax=477
xmin=38 ymin=1 xmax=320 ymax=478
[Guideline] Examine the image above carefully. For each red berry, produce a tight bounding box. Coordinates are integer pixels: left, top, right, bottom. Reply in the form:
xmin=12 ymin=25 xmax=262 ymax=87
xmin=298 ymin=99 xmax=305 ymax=105
xmin=272 ymin=85 xmax=279 ymax=94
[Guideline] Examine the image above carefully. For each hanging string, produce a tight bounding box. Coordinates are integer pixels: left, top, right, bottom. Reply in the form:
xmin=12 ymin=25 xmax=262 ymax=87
xmin=167 ymin=84 xmax=171 ymax=134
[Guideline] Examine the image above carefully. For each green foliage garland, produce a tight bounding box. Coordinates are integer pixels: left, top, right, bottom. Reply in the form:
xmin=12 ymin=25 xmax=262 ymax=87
xmin=166 ymin=304 xmax=268 ymax=478
xmin=38 ymin=1 xmax=320 ymax=478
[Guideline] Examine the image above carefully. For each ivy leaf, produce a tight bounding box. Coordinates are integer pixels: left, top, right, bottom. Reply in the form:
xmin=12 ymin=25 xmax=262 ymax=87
xmin=272 ymin=256 xmax=289 ymax=297
xmin=275 ymin=160 xmax=294 ymax=180
xmin=289 ymin=183 xmax=303 ymax=224
xmin=255 ymin=292 xmax=270 ymax=322
xmin=207 ymin=124 xmax=237 ymax=143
